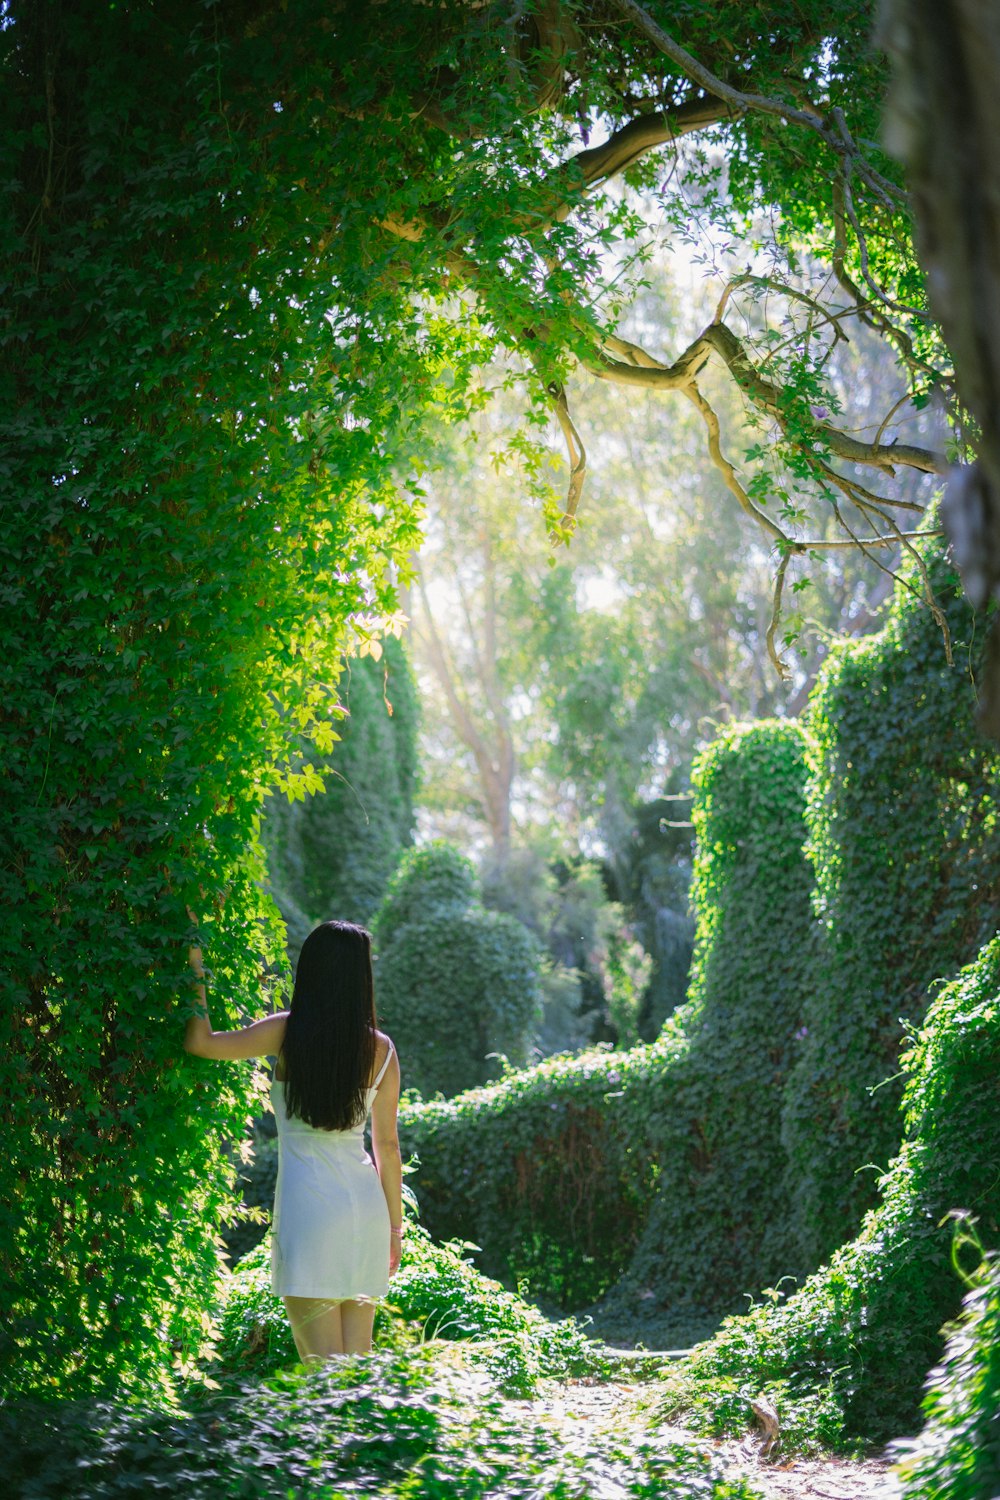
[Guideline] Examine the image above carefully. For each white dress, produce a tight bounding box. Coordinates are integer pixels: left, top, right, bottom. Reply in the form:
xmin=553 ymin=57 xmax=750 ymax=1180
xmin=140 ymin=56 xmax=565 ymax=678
xmin=270 ymin=1045 xmax=394 ymax=1300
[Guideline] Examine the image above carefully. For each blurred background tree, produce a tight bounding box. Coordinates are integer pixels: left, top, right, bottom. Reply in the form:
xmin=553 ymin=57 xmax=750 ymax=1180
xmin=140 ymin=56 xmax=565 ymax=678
xmin=262 ymin=638 xmax=419 ymax=956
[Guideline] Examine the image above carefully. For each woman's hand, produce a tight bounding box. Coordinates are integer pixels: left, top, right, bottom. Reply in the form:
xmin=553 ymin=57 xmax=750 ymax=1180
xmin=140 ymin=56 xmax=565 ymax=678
xmin=389 ymin=1227 xmax=403 ymax=1277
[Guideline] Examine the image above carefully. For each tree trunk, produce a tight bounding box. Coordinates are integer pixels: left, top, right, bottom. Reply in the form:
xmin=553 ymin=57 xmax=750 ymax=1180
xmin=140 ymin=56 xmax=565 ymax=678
xmin=880 ymin=0 xmax=1000 ymax=728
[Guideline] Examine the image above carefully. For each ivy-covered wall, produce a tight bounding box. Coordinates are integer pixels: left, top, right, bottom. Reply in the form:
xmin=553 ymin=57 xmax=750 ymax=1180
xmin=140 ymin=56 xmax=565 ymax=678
xmin=1 ymin=3 xmax=429 ymax=1398
xmin=662 ymin=929 xmax=1000 ymax=1444
xmin=615 ymin=721 xmax=815 ymax=1312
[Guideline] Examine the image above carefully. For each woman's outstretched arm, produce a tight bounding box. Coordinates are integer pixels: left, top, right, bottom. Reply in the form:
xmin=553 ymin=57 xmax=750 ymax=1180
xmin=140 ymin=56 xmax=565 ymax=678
xmin=184 ymin=939 xmax=288 ymax=1060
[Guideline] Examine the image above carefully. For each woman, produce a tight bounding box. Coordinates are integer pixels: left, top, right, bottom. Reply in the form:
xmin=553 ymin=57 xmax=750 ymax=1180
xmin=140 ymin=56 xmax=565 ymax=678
xmin=184 ymin=920 xmax=403 ymax=1362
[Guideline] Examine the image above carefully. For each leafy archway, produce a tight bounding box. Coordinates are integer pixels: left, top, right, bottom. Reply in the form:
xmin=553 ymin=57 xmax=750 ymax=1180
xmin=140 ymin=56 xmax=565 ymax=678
xmin=1 ymin=0 xmax=956 ymax=1395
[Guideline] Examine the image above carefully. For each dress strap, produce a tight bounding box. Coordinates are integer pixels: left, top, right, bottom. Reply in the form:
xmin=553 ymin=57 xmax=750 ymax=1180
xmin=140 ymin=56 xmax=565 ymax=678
xmin=371 ymin=1039 xmax=394 ymax=1091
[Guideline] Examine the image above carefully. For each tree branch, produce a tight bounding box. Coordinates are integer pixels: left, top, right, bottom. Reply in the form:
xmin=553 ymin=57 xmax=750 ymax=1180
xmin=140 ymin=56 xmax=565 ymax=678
xmin=562 ymin=96 xmax=730 ymax=193
xmin=682 ymin=380 xmax=791 ymax=545
xmin=699 ymin=323 xmax=949 ymax=476
xmin=765 ymin=551 xmax=792 ymax=681
xmin=546 ymin=378 xmax=586 ymax=529
xmin=606 ymin=0 xmax=907 ymax=208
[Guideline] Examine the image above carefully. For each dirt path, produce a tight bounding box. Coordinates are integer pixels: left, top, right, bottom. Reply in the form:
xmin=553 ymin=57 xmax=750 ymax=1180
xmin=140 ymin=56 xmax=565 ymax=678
xmin=508 ymin=1378 xmax=897 ymax=1499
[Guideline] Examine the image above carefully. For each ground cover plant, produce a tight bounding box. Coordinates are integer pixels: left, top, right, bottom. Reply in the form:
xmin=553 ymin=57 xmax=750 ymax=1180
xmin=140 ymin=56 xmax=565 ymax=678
xmin=217 ymin=1221 xmax=603 ymax=1398
xmin=0 ymin=1346 xmax=761 ymax=1500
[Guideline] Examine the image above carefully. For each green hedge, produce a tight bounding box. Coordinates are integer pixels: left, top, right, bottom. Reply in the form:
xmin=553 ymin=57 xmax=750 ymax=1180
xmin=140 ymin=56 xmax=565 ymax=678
xmin=0 ymin=0 xmax=428 ymax=1400
xmin=782 ymin=548 xmax=1000 ymax=1266
xmin=615 ymin=722 xmax=815 ymax=1312
xmin=399 ymin=721 xmax=814 ymax=1313
xmin=657 ymin=930 xmax=1000 ymax=1447
xmin=399 ymin=551 xmax=1000 ymax=1331
xmin=400 ymin=1041 xmax=666 ymax=1309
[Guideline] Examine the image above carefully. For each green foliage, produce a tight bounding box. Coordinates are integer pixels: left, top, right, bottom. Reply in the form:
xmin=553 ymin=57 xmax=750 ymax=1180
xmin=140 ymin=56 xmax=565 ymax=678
xmin=481 ymin=845 xmax=650 ymax=1052
xmin=0 ymin=1344 xmax=760 ymax=1500
xmin=263 ymin=637 xmax=420 ymax=947
xmin=400 ymin=722 xmax=812 ymax=1312
xmin=2 ymin=0 xmax=430 ymax=1398
xmin=615 ymin=721 xmax=816 ymax=1312
xmin=657 ymin=931 xmax=1000 ymax=1448
xmin=782 ymin=550 xmax=1000 ymax=1264
xmin=400 ymin=1041 xmax=665 ymax=1309
xmin=0 ymin=0 xmax=948 ymax=1403
xmin=218 ymin=1222 xmax=602 ymax=1398
xmin=891 ymin=1246 xmax=1000 ymax=1499
xmin=374 ymin=842 xmax=542 ymax=1096
xmin=400 ymin=552 xmax=1000 ymax=1342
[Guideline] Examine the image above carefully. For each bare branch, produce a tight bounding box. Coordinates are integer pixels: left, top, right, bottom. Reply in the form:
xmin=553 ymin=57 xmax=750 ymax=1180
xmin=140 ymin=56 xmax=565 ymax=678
xmin=413 ymin=564 xmax=515 ymax=849
xmin=700 ymin=323 xmax=949 ymax=475
xmin=792 ymin=529 xmax=941 ymax=549
xmin=583 ymin=319 xmax=949 ymax=477
xmin=683 ymin=381 xmax=791 ymax=545
xmin=714 ymin=273 xmax=854 ymax=343
xmin=766 ymin=551 xmax=792 ymax=681
xmin=563 ymin=96 xmax=730 ymax=193
xmin=414 ymin=567 xmax=491 ymax=766
xmin=546 ymin=380 xmax=587 ymax=529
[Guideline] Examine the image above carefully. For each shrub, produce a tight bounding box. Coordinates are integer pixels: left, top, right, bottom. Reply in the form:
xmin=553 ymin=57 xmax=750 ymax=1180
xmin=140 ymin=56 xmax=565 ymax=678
xmin=400 ymin=1041 xmax=666 ymax=1309
xmin=655 ymin=931 xmax=1000 ymax=1448
xmin=400 ymin=721 xmax=814 ymax=1314
xmin=399 ymin=549 xmax=1000 ymax=1336
xmin=782 ymin=548 xmax=1000 ymax=1265
xmin=480 ymin=845 xmax=635 ymax=1053
xmin=217 ymin=1222 xmax=602 ymax=1398
xmin=374 ymin=843 xmax=542 ymax=1097
xmin=890 ymin=1248 xmax=1000 ymax=1499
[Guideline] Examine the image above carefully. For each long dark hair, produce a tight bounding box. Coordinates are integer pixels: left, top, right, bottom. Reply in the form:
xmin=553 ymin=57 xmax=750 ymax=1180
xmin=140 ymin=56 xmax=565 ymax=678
xmin=281 ymin=921 xmax=378 ymax=1130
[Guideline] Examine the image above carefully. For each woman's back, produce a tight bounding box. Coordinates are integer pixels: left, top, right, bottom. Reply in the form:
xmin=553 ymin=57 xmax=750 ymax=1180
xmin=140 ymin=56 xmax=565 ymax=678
xmin=271 ymin=1037 xmax=395 ymax=1143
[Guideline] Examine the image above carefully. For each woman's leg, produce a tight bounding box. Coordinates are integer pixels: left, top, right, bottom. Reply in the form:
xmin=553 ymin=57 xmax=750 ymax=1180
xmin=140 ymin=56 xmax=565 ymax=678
xmin=283 ymin=1296 xmax=344 ymax=1364
xmin=339 ymin=1298 xmax=376 ymax=1355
